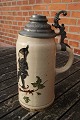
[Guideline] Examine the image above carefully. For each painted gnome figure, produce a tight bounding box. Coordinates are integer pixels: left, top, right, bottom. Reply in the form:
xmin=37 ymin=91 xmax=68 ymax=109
xmin=18 ymin=45 xmax=29 ymax=89
xmin=16 ymin=10 xmax=74 ymax=111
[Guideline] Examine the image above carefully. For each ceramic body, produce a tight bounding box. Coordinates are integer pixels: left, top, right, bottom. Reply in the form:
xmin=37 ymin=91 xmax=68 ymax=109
xmin=16 ymin=12 xmax=74 ymax=111
xmin=16 ymin=34 xmax=56 ymax=110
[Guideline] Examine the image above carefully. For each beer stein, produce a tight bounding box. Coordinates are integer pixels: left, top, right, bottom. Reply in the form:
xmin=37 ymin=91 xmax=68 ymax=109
xmin=16 ymin=10 xmax=74 ymax=111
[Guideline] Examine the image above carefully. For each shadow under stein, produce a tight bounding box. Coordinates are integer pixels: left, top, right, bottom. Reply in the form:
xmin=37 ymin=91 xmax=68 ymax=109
xmin=16 ymin=10 xmax=74 ymax=111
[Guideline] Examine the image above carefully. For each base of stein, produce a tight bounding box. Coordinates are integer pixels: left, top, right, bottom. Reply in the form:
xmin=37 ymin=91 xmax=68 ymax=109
xmin=19 ymin=97 xmax=55 ymax=112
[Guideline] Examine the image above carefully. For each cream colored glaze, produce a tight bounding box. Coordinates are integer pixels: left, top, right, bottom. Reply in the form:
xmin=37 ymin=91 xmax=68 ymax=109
xmin=16 ymin=34 xmax=74 ymax=110
xmin=16 ymin=34 xmax=56 ymax=110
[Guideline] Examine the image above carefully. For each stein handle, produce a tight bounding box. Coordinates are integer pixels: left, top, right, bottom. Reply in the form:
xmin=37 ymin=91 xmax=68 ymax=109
xmin=52 ymin=10 xmax=74 ymax=74
xmin=56 ymin=43 xmax=74 ymax=74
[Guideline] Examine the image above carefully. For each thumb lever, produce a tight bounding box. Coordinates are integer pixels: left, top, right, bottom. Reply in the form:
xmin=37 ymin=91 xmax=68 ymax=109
xmin=52 ymin=10 xmax=70 ymax=49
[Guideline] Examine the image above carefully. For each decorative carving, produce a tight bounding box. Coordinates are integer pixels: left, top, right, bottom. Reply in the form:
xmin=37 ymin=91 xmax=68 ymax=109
xmin=52 ymin=10 xmax=67 ymax=43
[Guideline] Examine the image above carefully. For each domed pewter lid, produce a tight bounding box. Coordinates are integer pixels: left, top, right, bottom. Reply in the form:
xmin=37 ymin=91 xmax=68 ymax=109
xmin=19 ymin=14 xmax=56 ymax=38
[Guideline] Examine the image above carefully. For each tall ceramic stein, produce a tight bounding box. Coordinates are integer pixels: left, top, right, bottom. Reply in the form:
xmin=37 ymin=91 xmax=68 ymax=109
xmin=16 ymin=10 xmax=74 ymax=111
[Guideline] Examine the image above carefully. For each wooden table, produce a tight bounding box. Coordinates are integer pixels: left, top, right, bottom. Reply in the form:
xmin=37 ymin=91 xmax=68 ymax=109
xmin=0 ymin=47 xmax=80 ymax=120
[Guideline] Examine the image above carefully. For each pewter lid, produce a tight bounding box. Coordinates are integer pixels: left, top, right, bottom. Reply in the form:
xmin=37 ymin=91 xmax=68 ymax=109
xmin=19 ymin=14 xmax=56 ymax=38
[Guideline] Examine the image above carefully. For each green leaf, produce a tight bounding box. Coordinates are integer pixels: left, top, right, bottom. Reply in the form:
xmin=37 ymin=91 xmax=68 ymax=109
xmin=31 ymin=76 xmax=46 ymax=89
xmin=38 ymin=84 xmax=45 ymax=89
xmin=23 ymin=96 xmax=30 ymax=103
xmin=36 ymin=76 xmax=42 ymax=84
xmin=37 ymin=92 xmax=41 ymax=95
xmin=31 ymin=83 xmax=38 ymax=87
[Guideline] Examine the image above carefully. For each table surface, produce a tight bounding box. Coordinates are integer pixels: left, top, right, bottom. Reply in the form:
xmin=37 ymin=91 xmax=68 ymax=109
xmin=0 ymin=47 xmax=80 ymax=120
